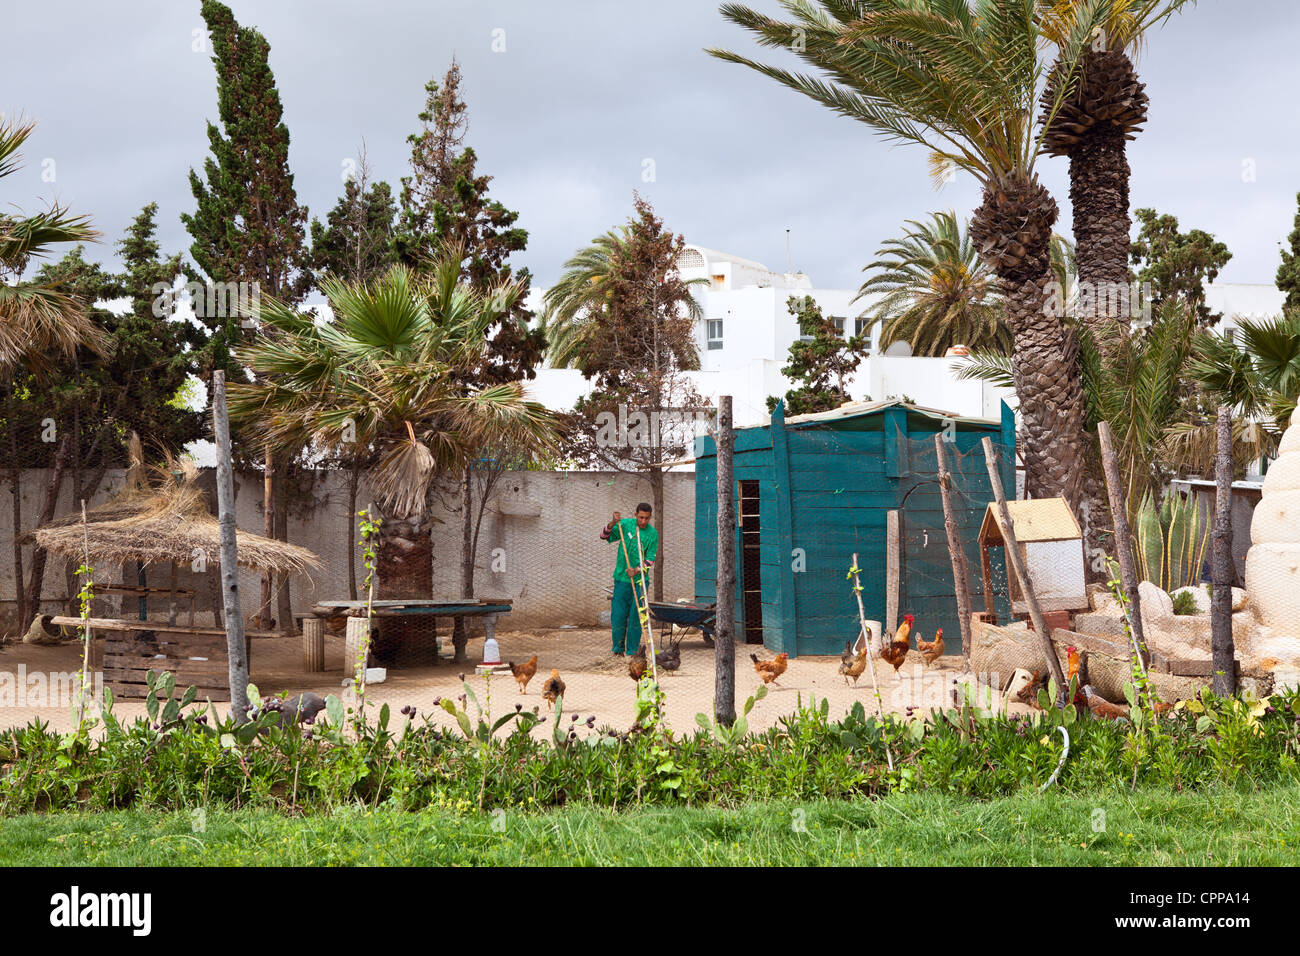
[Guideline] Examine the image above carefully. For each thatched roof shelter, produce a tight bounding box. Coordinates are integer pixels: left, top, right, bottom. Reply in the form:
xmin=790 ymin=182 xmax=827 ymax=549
xmin=26 ymin=447 xmax=319 ymax=576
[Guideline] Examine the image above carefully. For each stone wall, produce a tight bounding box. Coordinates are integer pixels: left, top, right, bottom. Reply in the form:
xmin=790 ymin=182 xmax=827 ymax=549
xmin=0 ymin=467 xmax=696 ymax=636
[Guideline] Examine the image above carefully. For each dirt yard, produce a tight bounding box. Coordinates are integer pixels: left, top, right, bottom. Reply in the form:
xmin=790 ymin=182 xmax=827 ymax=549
xmin=0 ymin=626 xmax=1016 ymax=737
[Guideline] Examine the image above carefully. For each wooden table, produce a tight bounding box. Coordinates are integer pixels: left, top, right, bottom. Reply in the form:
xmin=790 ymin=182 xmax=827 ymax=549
xmin=302 ymin=600 xmax=512 ymax=672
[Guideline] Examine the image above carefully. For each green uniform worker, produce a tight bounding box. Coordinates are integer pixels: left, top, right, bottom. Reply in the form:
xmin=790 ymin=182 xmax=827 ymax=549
xmin=601 ymin=503 xmax=658 ymax=656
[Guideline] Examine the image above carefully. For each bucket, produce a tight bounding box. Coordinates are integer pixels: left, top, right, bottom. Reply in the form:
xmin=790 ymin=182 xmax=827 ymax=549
xmin=855 ymin=620 xmax=882 ymax=653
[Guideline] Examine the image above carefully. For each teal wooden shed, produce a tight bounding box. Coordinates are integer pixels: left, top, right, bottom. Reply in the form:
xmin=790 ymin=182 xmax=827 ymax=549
xmin=692 ymin=399 xmax=1015 ymax=657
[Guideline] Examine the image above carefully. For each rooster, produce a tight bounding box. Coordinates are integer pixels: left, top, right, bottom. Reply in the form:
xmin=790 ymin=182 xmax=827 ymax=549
xmin=509 ymin=655 xmax=538 ymax=694
xmin=879 ymin=614 xmax=913 ymax=673
xmin=751 ymin=651 xmax=789 ymax=685
xmin=541 ymin=669 xmax=565 ymax=710
xmin=838 ymin=638 xmax=868 ymax=686
xmin=917 ymin=627 xmax=944 ymax=666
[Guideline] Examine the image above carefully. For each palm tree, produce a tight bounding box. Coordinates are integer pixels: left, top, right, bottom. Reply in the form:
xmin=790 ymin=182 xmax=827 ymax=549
xmin=1038 ymin=0 xmax=1197 ymax=329
xmin=229 ymin=247 xmax=559 ymax=616
xmin=540 ymin=226 xmax=705 ymax=374
xmin=537 ymin=229 xmax=624 ymax=370
xmin=956 ymin=303 xmax=1196 ymax=515
xmin=709 ymin=0 xmax=1108 ymax=506
xmin=0 ymin=116 xmax=105 ymax=370
xmin=1161 ymin=313 xmax=1300 ymax=472
xmin=857 ymin=211 xmax=1009 ymax=356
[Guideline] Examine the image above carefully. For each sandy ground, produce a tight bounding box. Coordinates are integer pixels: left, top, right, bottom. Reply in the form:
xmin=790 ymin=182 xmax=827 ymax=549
xmin=0 ymin=627 xmax=1016 ymax=737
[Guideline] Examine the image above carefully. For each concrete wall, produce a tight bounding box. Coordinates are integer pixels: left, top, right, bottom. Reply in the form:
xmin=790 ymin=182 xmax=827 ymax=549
xmin=0 ymin=468 xmax=696 ymax=636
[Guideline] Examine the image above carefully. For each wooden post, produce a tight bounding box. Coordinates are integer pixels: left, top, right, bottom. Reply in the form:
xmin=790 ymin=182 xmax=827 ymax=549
xmin=715 ymin=396 xmax=737 ymax=727
xmin=1096 ymin=421 xmax=1149 ymax=669
xmin=935 ymin=435 xmax=973 ymax=670
xmin=850 ymin=552 xmax=893 ymax=771
xmin=303 ymin=615 xmax=325 ymax=672
xmin=212 ymin=371 xmax=249 ymax=723
xmin=886 ymin=510 xmax=900 ymax=638
xmin=980 ymin=437 xmax=1066 ymax=691
xmin=1211 ymin=407 xmax=1237 ymax=696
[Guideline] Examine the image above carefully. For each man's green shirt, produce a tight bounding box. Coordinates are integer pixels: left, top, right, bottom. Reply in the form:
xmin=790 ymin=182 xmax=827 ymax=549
xmin=603 ymin=517 xmax=658 ymax=584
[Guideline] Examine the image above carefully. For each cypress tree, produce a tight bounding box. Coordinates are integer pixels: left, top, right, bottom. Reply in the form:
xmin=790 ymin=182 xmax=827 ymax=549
xmin=182 ymin=0 xmax=310 ymax=375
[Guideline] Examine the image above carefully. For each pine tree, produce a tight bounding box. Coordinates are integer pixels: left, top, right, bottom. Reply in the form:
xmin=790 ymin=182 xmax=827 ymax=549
xmin=1277 ymin=192 xmax=1300 ymax=310
xmin=397 ymin=58 xmax=544 ymax=385
xmin=767 ymin=296 xmax=869 ymax=416
xmin=310 ymin=150 xmax=398 ymax=286
xmin=182 ymin=0 xmax=310 ymax=375
xmin=12 ymin=205 xmax=206 ymax=619
xmin=1130 ymin=208 xmax=1232 ymax=326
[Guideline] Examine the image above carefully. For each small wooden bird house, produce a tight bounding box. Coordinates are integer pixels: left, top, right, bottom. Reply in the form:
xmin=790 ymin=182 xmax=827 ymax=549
xmin=978 ymin=497 xmax=1087 ymax=617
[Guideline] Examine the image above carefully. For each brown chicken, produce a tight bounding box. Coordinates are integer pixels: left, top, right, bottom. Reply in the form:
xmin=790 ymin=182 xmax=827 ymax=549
xmin=879 ymin=614 xmax=913 ymax=673
xmin=541 ymin=669 xmax=565 ymax=710
xmin=917 ymin=627 xmax=944 ymax=666
xmin=1013 ymin=669 xmax=1046 ymax=707
xmin=838 ymin=641 xmax=867 ymax=686
xmin=656 ymin=636 xmax=682 ymax=674
xmin=1082 ymin=684 xmax=1130 ymax=721
xmin=628 ymin=644 xmax=648 ymax=681
xmin=751 ymin=651 xmax=789 ymax=685
xmin=509 ymin=655 xmax=538 ymax=694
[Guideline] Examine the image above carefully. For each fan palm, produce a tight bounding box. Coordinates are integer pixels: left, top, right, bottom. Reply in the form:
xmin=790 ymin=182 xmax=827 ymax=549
xmin=1162 ymin=312 xmax=1300 ymax=471
xmin=857 ymin=211 xmax=1009 ymax=356
xmin=709 ymin=0 xmax=1109 ymax=506
xmin=1038 ymin=1 xmax=1197 ymax=329
xmin=0 ymin=115 xmax=105 ymax=370
xmin=229 ymin=247 xmax=559 ymax=600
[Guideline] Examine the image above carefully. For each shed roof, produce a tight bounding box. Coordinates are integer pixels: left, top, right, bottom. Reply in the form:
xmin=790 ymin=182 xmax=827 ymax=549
xmin=979 ymin=497 xmax=1082 ymax=545
xmin=773 ymin=399 xmax=998 ymax=430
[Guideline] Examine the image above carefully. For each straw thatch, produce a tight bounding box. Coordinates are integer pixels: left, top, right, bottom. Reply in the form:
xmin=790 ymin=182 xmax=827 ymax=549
xmin=25 ymin=441 xmax=320 ymax=576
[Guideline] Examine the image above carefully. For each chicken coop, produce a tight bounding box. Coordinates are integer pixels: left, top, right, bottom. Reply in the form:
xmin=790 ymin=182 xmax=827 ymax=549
xmin=692 ymin=399 xmax=1016 ymax=657
xmin=977 ymin=497 xmax=1088 ymax=618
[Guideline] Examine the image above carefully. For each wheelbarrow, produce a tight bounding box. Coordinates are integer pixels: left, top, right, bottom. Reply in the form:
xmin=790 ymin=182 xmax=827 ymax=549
xmin=648 ymin=601 xmax=717 ymax=647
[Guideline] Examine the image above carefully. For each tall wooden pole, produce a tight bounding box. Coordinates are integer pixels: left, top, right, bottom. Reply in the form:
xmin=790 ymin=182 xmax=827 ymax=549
xmin=980 ymin=437 xmax=1066 ymax=691
xmin=212 ymin=371 xmax=249 ymax=723
xmin=1096 ymin=421 xmax=1149 ymax=669
xmin=714 ymin=396 xmax=736 ymax=727
xmin=935 ymin=435 xmax=974 ymax=670
xmin=1211 ymin=406 xmax=1237 ymax=696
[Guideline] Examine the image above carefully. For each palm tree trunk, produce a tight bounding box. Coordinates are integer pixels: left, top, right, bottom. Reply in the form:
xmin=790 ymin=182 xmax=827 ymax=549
xmin=1070 ymin=119 xmax=1133 ymax=330
xmin=23 ymin=432 xmax=73 ymax=619
xmin=259 ymin=447 xmax=274 ymax=629
xmin=1004 ymin=278 xmax=1090 ymax=508
xmin=373 ymin=511 xmax=433 ymax=664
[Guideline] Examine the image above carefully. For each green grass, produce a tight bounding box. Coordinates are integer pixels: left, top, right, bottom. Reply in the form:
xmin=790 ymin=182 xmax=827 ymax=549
xmin=3 ymin=785 xmax=1299 ymax=866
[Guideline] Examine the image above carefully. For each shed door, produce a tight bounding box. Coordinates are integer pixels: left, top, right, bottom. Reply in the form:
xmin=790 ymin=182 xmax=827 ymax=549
xmin=739 ymin=480 xmax=764 ymax=645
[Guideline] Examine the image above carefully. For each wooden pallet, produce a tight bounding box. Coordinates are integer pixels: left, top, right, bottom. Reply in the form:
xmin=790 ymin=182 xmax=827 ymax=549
xmin=103 ymin=632 xmax=232 ymax=701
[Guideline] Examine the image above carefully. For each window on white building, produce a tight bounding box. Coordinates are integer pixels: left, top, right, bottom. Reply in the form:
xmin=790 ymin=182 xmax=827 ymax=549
xmin=1224 ymin=326 xmax=1237 ymax=345
xmin=854 ymin=316 xmax=871 ymax=337
xmin=707 ymin=319 xmax=724 ymax=350
xmin=830 ymin=316 xmax=845 ymax=335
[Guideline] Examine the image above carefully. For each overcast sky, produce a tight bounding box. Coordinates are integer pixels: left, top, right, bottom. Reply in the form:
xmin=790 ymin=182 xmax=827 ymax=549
xmin=7 ymin=0 xmax=1300 ymax=295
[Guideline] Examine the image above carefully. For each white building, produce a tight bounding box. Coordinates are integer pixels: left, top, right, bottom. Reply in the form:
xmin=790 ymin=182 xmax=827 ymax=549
xmin=524 ymin=243 xmax=1012 ymax=427
xmin=523 ymin=244 xmax=1288 ymax=430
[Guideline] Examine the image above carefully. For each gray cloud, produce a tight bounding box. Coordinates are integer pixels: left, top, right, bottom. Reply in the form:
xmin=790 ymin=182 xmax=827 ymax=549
xmin=6 ymin=0 xmax=1297 ymax=291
